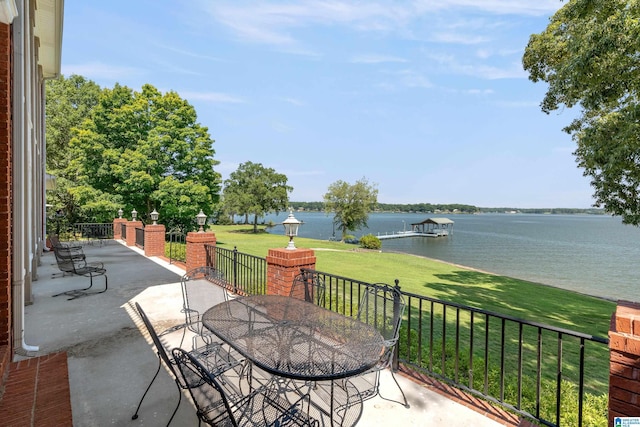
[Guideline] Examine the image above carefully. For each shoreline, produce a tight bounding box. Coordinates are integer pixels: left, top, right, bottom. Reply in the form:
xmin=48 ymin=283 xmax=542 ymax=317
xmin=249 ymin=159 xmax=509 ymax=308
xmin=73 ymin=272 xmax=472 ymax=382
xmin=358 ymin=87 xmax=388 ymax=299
xmin=379 ymin=248 xmax=618 ymax=304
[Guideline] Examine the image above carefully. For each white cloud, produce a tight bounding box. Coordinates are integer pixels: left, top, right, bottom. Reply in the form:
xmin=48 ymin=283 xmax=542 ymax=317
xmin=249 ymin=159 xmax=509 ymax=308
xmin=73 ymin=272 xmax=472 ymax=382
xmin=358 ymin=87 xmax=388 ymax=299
xmin=283 ymin=97 xmax=306 ymax=106
xmin=426 ymin=53 xmax=526 ymax=80
xmin=62 ymin=62 xmax=142 ymax=81
xmin=466 ymin=88 xmax=494 ymax=95
xmin=430 ymin=32 xmax=489 ymax=45
xmin=181 ymin=91 xmax=245 ymax=104
xmin=418 ymin=0 xmax=561 ymax=16
xmin=398 ymin=69 xmax=433 ymax=88
xmin=350 ymin=54 xmax=408 ymax=64
xmin=271 ymin=121 xmax=294 ymax=133
xmin=199 ymin=0 xmax=562 ymax=49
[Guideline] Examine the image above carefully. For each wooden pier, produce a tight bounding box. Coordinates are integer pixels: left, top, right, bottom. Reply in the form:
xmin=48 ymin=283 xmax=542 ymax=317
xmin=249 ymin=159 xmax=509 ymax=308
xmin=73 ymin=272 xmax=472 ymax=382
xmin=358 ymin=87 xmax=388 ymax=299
xmin=377 ymin=231 xmax=434 ymax=240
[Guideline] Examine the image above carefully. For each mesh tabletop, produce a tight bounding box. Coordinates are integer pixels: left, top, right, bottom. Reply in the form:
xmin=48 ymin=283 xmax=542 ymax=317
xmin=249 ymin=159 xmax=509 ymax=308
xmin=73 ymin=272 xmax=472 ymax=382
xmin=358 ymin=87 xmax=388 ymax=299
xmin=202 ymin=295 xmax=385 ymax=381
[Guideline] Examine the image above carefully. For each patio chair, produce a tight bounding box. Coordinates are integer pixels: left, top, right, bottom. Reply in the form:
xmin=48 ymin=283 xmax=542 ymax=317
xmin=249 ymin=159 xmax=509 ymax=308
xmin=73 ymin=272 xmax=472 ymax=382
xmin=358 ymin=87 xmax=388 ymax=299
xmin=132 ymin=302 xmax=243 ymax=426
xmin=353 ymin=281 xmax=409 ymax=408
xmin=180 ymin=266 xmax=234 ymax=348
xmin=49 ymin=234 xmax=82 ymax=250
xmin=51 ymin=246 xmax=108 ymax=300
xmin=172 ymin=348 xmax=319 ymax=427
xmin=290 ymin=271 xmax=326 ymax=307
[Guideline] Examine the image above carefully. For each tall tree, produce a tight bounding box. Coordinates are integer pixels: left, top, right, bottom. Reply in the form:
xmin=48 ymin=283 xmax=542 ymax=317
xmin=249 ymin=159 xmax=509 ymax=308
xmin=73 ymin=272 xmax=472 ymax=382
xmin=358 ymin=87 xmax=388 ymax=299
xmin=323 ymin=177 xmax=378 ymax=242
xmin=65 ymin=83 xmax=221 ymax=229
xmin=46 ymin=75 xmax=102 ymax=172
xmin=223 ymin=161 xmax=292 ymax=232
xmin=45 ymin=75 xmax=103 ymax=232
xmin=523 ymin=0 xmax=640 ymax=224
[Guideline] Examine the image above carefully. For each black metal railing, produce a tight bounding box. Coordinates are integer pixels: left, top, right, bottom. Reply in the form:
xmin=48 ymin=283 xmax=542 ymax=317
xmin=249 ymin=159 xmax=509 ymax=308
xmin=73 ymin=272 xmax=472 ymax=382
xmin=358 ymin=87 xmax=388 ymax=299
xmin=172 ymin=243 xmax=609 ymax=427
xmin=72 ymin=223 xmax=113 ymax=242
xmin=135 ymin=227 xmax=144 ymax=248
xmin=298 ymin=268 xmax=609 ymax=427
xmin=121 ymin=223 xmax=127 ymax=240
xmin=206 ymin=245 xmax=267 ymax=296
xmin=165 ymin=230 xmax=186 ymax=264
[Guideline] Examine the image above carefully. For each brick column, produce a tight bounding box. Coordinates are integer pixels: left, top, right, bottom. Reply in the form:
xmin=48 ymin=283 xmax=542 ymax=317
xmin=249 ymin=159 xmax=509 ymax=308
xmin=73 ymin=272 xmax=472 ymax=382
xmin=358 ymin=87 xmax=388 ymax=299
xmin=144 ymin=224 xmax=166 ymax=257
xmin=609 ymin=300 xmax=640 ymax=423
xmin=266 ymin=248 xmax=316 ymax=296
xmin=113 ymin=218 xmax=127 ymax=240
xmin=186 ymin=231 xmax=216 ymax=271
xmin=125 ymin=220 xmax=143 ymax=246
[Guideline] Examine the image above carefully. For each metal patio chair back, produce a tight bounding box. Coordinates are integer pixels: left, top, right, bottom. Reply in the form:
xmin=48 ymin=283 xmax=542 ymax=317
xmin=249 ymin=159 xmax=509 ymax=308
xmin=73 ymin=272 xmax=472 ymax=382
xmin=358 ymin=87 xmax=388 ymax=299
xmin=49 ymin=234 xmax=82 ymax=250
xmin=354 ymin=282 xmax=409 ymax=407
xmin=290 ymin=271 xmax=326 ymax=307
xmin=132 ymin=302 xmax=184 ymax=425
xmin=133 ymin=302 xmax=243 ymax=426
xmin=180 ymin=266 xmax=229 ymax=342
xmin=172 ymin=348 xmax=317 ymax=427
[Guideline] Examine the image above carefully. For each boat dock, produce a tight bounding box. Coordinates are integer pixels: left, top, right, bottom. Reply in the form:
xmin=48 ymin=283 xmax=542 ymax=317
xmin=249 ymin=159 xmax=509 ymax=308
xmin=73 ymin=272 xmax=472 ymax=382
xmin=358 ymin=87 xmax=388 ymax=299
xmin=377 ymin=217 xmax=454 ymax=240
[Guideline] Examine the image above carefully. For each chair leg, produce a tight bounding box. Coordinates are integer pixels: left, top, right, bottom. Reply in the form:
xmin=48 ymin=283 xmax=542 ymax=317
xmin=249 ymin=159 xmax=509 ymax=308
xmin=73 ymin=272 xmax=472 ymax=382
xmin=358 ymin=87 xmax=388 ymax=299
xmin=52 ymin=282 xmax=93 ymax=298
xmin=178 ymin=325 xmax=187 ymax=348
xmin=166 ymin=379 xmax=182 ymax=426
xmin=52 ymin=273 xmax=107 ymax=300
xmin=132 ymin=353 xmax=162 ymax=420
xmin=378 ymin=370 xmax=410 ymax=408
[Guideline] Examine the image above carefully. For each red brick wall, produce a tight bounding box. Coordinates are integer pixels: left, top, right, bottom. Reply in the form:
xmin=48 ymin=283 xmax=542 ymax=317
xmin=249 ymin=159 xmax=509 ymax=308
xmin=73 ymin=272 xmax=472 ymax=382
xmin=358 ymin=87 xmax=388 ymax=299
xmin=112 ymin=218 xmax=126 ymax=240
xmin=609 ymin=301 xmax=640 ymax=423
xmin=143 ymin=224 xmax=165 ymax=257
xmin=125 ymin=221 xmax=142 ymax=246
xmin=266 ymin=248 xmax=316 ymax=296
xmin=0 ymin=21 xmax=12 ymax=382
xmin=185 ymin=232 xmax=216 ymax=271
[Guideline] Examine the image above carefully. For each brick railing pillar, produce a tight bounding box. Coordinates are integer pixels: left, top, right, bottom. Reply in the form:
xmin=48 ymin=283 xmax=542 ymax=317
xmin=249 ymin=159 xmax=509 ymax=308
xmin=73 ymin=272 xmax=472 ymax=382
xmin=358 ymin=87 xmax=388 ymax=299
xmin=144 ymin=224 xmax=166 ymax=257
xmin=266 ymin=248 xmax=316 ymax=296
xmin=125 ymin=220 xmax=143 ymax=246
xmin=609 ymin=300 xmax=640 ymax=423
xmin=186 ymin=231 xmax=216 ymax=271
xmin=113 ymin=218 xmax=127 ymax=240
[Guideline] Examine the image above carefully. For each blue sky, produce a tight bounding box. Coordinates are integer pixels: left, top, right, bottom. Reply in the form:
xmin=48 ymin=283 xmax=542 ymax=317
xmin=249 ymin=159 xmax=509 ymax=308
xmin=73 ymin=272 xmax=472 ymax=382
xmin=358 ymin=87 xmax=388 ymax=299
xmin=61 ymin=0 xmax=592 ymax=208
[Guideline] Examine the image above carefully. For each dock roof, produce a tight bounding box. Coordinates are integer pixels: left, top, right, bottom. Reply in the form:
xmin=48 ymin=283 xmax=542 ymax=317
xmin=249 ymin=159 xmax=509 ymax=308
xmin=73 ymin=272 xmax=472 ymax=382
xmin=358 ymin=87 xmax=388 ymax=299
xmin=411 ymin=217 xmax=454 ymax=226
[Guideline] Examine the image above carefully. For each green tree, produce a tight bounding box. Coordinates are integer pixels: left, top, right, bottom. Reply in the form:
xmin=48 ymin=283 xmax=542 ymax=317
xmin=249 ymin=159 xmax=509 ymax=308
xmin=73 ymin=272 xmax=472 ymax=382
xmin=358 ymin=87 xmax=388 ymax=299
xmin=46 ymin=75 xmax=102 ymax=172
xmin=64 ymin=82 xmax=220 ymax=229
xmin=222 ymin=161 xmax=292 ymax=232
xmin=523 ymin=0 xmax=640 ymax=224
xmin=45 ymin=75 xmax=103 ymax=231
xmin=323 ymin=177 xmax=378 ymax=242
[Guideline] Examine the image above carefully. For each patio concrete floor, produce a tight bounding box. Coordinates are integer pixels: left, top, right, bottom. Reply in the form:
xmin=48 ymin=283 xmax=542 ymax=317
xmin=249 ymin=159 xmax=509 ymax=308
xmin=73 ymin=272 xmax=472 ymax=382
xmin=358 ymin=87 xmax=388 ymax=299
xmin=20 ymin=240 xmax=518 ymax=426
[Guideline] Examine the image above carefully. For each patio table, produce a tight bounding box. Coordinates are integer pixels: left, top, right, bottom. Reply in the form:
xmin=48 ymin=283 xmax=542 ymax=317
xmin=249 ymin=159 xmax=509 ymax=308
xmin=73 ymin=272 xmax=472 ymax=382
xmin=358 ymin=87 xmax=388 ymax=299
xmin=202 ymin=294 xmax=385 ymax=426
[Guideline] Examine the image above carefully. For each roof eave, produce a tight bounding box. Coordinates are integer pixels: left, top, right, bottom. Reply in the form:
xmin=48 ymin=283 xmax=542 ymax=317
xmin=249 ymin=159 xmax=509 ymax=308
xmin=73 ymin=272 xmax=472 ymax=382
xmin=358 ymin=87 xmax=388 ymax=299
xmin=35 ymin=0 xmax=64 ymax=79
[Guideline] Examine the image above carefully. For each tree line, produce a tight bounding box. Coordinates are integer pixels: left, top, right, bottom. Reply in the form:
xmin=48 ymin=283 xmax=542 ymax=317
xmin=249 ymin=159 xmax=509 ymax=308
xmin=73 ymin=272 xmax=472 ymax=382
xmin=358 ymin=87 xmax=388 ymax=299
xmin=45 ymin=75 xmax=378 ymax=240
xmin=291 ymin=202 xmax=604 ymax=216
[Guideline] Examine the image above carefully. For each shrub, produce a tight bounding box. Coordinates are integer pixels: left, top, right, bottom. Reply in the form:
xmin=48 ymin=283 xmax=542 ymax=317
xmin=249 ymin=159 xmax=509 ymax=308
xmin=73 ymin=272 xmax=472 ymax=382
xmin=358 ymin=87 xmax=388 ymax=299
xmin=359 ymin=234 xmax=381 ymax=250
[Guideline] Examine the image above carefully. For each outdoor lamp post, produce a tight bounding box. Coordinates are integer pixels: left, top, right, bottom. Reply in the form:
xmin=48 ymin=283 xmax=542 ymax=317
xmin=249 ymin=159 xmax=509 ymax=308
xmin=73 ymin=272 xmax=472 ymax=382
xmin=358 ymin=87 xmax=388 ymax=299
xmin=282 ymin=208 xmax=301 ymax=250
xmin=131 ymin=209 xmax=137 ymax=221
xmin=150 ymin=209 xmax=159 ymax=225
xmin=117 ymin=208 xmax=123 ymax=219
xmin=196 ymin=209 xmax=207 ymax=232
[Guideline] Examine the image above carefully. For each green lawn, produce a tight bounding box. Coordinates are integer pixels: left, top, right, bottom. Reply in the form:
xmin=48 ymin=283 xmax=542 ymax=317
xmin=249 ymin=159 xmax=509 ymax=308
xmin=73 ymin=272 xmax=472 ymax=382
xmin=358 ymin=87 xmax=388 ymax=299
xmin=212 ymin=224 xmax=614 ymax=339
xmin=210 ymin=224 xmax=613 ymax=424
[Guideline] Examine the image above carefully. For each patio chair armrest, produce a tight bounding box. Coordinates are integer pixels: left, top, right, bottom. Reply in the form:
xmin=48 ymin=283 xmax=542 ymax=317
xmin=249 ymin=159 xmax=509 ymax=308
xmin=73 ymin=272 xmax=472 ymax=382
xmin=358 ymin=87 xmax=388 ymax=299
xmin=87 ymin=261 xmax=104 ymax=269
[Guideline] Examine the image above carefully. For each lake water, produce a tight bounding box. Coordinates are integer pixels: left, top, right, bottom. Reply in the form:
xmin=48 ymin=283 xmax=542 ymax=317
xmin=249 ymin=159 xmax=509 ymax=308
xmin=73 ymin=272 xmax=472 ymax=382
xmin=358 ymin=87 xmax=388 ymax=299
xmin=263 ymin=211 xmax=640 ymax=302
